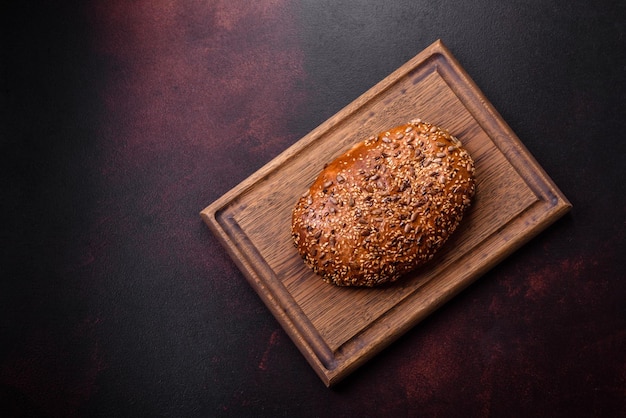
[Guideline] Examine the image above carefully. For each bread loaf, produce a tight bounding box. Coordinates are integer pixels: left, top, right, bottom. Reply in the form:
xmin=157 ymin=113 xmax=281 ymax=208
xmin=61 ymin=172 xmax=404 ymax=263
xmin=291 ymin=119 xmax=476 ymax=287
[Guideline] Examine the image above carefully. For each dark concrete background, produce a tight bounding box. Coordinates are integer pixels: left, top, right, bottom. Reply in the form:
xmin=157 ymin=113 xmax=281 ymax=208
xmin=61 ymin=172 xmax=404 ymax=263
xmin=1 ymin=1 xmax=624 ymax=416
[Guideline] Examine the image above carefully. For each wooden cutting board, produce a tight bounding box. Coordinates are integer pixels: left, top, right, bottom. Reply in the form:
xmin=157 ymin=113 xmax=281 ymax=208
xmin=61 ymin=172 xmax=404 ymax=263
xmin=200 ymin=40 xmax=571 ymax=387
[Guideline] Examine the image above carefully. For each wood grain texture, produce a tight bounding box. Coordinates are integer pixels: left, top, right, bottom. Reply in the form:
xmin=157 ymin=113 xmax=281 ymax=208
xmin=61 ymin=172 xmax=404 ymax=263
xmin=200 ymin=40 xmax=571 ymax=386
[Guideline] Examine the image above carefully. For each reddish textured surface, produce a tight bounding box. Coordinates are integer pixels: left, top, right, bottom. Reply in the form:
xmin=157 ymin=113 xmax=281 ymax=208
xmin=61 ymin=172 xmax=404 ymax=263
xmin=2 ymin=0 xmax=625 ymax=416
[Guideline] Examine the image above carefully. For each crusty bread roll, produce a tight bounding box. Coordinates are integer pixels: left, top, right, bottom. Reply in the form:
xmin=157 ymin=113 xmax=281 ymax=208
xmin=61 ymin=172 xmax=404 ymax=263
xmin=291 ymin=119 xmax=476 ymax=287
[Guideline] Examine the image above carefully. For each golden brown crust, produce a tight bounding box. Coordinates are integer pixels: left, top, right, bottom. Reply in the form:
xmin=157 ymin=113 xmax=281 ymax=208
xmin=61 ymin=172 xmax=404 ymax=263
xmin=291 ymin=119 xmax=476 ymax=287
